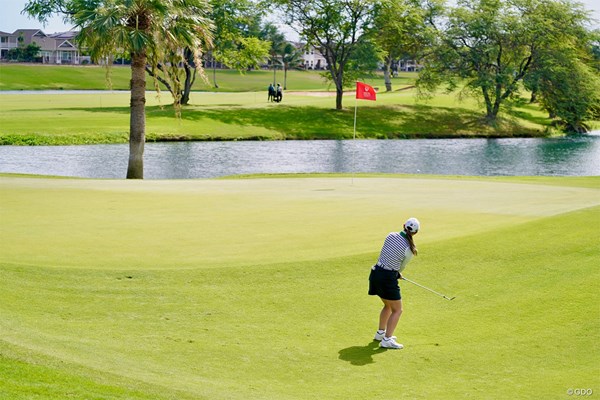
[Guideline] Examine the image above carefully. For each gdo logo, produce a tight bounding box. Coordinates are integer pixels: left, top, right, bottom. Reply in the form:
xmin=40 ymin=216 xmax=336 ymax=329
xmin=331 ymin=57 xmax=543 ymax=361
xmin=567 ymin=388 xmax=593 ymax=396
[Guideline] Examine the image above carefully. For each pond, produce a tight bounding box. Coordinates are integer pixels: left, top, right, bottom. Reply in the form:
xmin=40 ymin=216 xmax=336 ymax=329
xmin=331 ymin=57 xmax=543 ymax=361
xmin=0 ymin=136 xmax=599 ymax=179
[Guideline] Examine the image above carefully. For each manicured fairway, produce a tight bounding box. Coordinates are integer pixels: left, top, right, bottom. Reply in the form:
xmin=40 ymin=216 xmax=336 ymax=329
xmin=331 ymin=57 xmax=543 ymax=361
xmin=0 ymin=175 xmax=598 ymax=399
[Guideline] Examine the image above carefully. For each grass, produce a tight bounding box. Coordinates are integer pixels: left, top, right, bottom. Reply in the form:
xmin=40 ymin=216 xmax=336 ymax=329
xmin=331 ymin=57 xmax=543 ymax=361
xmin=0 ymin=64 xmax=402 ymax=92
xmin=0 ymin=89 xmax=554 ymax=145
xmin=1 ymin=64 xmax=598 ymax=143
xmin=0 ymin=174 xmax=599 ymax=399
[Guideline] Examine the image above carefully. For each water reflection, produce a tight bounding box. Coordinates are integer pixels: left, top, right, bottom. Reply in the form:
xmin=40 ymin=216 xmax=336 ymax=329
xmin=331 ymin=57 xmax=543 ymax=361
xmin=0 ymin=137 xmax=598 ymax=179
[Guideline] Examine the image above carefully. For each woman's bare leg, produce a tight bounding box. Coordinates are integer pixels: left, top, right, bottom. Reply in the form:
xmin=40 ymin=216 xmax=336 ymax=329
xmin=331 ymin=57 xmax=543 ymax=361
xmin=381 ymin=299 xmax=403 ymax=337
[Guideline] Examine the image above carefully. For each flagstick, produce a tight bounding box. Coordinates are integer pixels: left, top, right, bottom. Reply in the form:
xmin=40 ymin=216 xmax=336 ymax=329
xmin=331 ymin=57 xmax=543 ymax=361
xmin=352 ymin=89 xmax=358 ymax=185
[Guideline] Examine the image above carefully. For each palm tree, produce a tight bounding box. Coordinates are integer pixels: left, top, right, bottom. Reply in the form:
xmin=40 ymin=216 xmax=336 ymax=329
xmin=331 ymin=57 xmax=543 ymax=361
xmin=280 ymin=43 xmax=304 ymax=90
xmin=24 ymin=0 xmax=213 ymax=179
xmin=260 ymin=23 xmax=286 ymax=85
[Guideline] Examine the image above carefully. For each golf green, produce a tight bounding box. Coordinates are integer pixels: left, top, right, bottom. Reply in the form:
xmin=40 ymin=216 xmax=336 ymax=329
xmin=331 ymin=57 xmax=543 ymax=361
xmin=0 ymin=175 xmax=598 ymax=399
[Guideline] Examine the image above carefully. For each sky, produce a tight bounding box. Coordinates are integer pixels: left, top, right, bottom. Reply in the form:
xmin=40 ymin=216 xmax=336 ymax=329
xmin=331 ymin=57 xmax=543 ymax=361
xmin=0 ymin=0 xmax=299 ymax=38
xmin=1 ymin=0 xmax=598 ymax=35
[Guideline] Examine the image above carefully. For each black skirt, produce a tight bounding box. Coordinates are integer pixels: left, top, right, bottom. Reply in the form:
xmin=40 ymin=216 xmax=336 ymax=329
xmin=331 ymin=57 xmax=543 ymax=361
xmin=368 ymin=266 xmax=401 ymax=300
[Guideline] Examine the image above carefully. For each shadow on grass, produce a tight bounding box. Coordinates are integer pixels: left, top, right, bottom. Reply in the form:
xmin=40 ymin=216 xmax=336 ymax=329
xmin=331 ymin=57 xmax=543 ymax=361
xmin=191 ymin=105 xmax=356 ymax=139
xmin=182 ymin=104 xmax=544 ymax=138
xmin=506 ymin=107 xmax=550 ymax=127
xmin=338 ymin=340 xmax=387 ymax=366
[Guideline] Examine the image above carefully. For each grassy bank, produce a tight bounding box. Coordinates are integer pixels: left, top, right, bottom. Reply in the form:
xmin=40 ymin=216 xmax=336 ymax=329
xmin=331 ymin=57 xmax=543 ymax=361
xmin=0 ymin=174 xmax=598 ymax=399
xmin=0 ymin=89 xmax=553 ymax=145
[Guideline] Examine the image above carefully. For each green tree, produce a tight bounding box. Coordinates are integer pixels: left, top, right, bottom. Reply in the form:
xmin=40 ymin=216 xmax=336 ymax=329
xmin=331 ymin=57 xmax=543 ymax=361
xmin=536 ymin=55 xmax=600 ymax=132
xmin=217 ymin=36 xmax=270 ymax=70
xmin=274 ymin=0 xmax=375 ymax=110
xmin=342 ymin=38 xmax=384 ymax=84
xmin=592 ymin=39 xmax=600 ymax=71
xmin=7 ymin=43 xmax=41 ymax=62
xmin=417 ymin=0 xmax=596 ymax=128
xmin=371 ymin=0 xmax=440 ymax=92
xmin=417 ymin=0 xmax=529 ymax=123
xmin=521 ymin=0 xmax=599 ymax=132
xmin=260 ymin=22 xmax=286 ymax=85
xmin=24 ymin=0 xmax=213 ymax=179
xmin=23 ymin=42 xmax=42 ymax=62
xmin=210 ymin=0 xmax=270 ymax=88
xmin=280 ymin=42 xmax=304 ymax=89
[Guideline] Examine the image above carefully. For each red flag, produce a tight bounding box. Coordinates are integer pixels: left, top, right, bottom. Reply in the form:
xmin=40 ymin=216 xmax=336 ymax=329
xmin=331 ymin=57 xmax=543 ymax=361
xmin=356 ymin=81 xmax=376 ymax=101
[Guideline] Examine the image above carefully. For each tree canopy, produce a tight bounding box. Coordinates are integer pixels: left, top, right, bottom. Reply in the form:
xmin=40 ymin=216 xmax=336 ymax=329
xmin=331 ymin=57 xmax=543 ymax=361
xmin=416 ymin=0 xmax=599 ymax=131
xmin=274 ymin=0 xmax=376 ymax=110
xmin=210 ymin=0 xmax=270 ymax=73
xmin=371 ymin=0 xmax=441 ymax=92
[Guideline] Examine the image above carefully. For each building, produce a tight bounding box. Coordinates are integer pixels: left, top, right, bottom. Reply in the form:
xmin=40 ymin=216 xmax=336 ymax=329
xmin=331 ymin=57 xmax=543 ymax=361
xmin=0 ymin=30 xmax=18 ymax=60
xmin=0 ymin=29 xmax=88 ymax=64
xmin=397 ymin=59 xmax=420 ymax=72
xmin=1 ymin=29 xmax=341 ymax=70
xmin=261 ymin=42 xmax=328 ymax=71
xmin=299 ymin=44 xmax=328 ymax=70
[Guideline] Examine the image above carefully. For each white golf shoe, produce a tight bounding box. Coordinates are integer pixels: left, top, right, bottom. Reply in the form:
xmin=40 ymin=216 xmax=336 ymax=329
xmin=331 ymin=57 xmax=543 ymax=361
xmin=374 ymin=331 xmax=397 ymax=341
xmin=380 ymin=337 xmax=404 ymax=349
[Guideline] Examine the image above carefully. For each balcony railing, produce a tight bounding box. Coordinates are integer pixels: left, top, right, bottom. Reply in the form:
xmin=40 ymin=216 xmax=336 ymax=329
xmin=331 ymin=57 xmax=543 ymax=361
xmin=0 ymin=42 xmax=19 ymax=49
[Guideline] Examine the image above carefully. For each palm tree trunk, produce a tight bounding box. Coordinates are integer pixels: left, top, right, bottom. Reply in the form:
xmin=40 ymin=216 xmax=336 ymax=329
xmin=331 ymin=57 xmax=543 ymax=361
xmin=127 ymin=51 xmax=146 ymax=179
xmin=212 ymin=55 xmax=219 ymax=88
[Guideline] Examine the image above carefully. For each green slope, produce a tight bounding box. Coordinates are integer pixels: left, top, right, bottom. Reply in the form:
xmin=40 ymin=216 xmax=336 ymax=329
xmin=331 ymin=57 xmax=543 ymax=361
xmin=0 ymin=176 xmax=598 ymax=399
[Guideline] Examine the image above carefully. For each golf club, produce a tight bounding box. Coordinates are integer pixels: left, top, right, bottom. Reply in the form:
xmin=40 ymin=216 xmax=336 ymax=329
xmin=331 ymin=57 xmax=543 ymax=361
xmin=401 ymin=277 xmax=456 ymax=301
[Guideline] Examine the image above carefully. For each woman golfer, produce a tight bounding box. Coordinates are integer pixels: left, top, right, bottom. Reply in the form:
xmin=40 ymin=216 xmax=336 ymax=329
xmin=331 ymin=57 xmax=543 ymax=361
xmin=368 ymin=217 xmax=420 ymax=349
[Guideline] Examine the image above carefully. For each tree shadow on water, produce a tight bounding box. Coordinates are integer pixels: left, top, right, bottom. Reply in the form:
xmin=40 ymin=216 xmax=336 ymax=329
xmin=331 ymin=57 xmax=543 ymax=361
xmin=338 ymin=341 xmax=387 ymax=366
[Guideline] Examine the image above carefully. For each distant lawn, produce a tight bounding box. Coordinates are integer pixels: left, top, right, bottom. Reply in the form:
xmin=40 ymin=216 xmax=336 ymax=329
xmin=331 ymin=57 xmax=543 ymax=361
xmin=0 ymin=88 xmax=554 ymax=145
xmin=0 ymin=64 xmax=415 ymax=92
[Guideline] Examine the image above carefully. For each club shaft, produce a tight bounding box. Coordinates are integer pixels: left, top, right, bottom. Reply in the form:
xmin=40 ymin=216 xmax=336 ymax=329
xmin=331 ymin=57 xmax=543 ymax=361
xmin=401 ymin=277 xmax=454 ymax=300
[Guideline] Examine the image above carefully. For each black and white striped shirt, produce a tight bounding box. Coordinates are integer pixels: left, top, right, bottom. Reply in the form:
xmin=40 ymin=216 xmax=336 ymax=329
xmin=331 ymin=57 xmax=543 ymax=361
xmin=377 ymin=231 xmax=414 ymax=272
